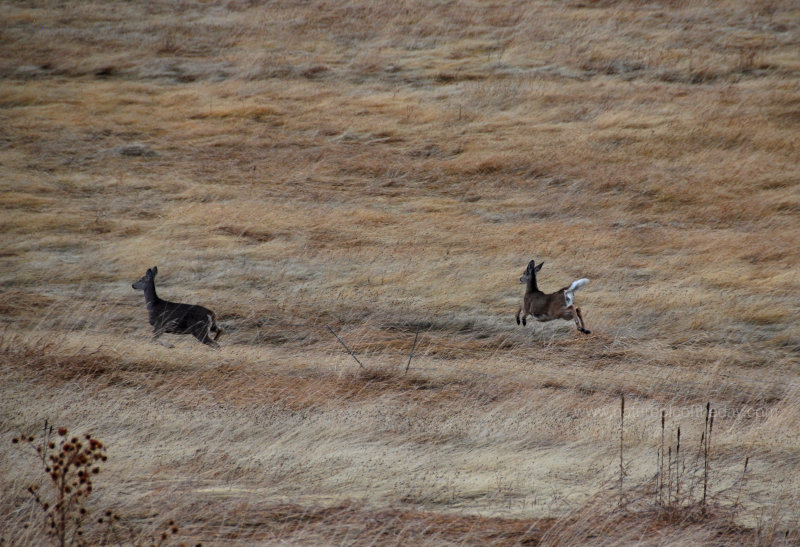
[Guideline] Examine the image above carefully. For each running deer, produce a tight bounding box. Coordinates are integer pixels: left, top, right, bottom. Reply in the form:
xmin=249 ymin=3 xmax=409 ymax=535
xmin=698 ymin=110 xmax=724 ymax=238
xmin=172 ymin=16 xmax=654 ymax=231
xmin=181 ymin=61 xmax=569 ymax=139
xmin=132 ymin=266 xmax=223 ymax=348
xmin=515 ymin=260 xmax=591 ymax=334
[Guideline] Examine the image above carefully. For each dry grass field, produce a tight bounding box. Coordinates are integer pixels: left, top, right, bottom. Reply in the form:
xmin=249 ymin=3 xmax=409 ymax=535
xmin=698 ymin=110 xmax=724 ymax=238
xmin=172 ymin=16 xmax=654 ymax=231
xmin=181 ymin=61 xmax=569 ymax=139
xmin=1 ymin=0 xmax=799 ymax=544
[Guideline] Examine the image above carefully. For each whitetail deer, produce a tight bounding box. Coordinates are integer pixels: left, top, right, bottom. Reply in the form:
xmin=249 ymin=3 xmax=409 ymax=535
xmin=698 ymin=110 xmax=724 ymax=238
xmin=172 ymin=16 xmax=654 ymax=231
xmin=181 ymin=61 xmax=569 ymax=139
xmin=132 ymin=266 xmax=223 ymax=348
xmin=515 ymin=260 xmax=591 ymax=334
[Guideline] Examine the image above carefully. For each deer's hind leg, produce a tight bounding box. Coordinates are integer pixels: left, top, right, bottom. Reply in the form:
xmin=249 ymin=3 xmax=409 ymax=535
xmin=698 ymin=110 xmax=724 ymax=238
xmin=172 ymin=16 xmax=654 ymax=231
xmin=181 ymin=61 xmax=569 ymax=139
xmin=192 ymin=321 xmax=220 ymax=349
xmin=192 ymin=329 xmax=220 ymax=349
xmin=199 ymin=333 xmax=220 ymax=349
xmin=209 ymin=313 xmax=223 ymax=341
xmin=574 ymin=307 xmax=590 ymax=334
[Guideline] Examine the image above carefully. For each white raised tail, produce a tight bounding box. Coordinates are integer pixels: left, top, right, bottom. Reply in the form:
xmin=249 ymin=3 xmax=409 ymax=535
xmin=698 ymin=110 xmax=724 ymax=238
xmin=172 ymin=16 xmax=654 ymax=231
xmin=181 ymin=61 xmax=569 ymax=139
xmin=564 ymin=278 xmax=589 ymax=307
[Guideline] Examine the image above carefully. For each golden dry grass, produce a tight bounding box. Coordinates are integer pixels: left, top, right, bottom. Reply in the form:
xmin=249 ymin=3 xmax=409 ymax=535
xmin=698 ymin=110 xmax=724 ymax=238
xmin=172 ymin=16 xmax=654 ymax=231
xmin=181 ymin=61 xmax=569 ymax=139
xmin=1 ymin=0 xmax=799 ymax=544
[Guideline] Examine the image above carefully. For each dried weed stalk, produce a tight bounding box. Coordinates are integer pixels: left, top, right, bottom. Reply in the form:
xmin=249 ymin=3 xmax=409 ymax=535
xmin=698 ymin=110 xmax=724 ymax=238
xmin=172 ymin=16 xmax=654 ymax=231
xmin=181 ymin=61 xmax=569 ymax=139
xmin=11 ymin=421 xmax=188 ymax=547
xmin=12 ymin=421 xmax=107 ymax=547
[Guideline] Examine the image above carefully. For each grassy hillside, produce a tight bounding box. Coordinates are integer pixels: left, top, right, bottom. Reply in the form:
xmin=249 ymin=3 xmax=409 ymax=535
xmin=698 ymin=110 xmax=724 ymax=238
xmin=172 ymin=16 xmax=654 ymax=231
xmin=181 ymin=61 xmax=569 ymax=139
xmin=2 ymin=0 xmax=798 ymax=544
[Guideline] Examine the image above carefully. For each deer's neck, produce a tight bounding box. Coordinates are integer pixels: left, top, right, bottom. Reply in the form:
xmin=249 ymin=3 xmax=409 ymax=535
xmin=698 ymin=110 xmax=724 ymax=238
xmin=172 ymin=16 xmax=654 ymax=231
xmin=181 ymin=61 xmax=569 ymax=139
xmin=142 ymin=282 xmax=162 ymax=310
xmin=526 ymin=275 xmax=540 ymax=294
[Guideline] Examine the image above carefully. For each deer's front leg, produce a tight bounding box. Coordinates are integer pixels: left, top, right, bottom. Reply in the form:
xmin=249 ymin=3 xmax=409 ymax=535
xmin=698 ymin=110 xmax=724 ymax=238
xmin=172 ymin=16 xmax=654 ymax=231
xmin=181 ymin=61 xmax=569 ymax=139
xmin=516 ymin=306 xmax=528 ymax=326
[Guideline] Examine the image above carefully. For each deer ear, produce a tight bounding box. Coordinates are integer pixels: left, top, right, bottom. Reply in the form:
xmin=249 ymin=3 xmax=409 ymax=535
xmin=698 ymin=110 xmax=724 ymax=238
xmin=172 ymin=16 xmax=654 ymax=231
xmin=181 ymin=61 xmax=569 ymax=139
xmin=151 ymin=266 xmax=158 ymax=277
xmin=534 ymin=262 xmax=544 ymax=272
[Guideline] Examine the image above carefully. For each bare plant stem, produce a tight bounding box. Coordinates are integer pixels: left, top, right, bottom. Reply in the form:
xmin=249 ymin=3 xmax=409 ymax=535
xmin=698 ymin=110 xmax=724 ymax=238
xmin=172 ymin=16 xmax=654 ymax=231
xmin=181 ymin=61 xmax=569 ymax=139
xmin=659 ymin=410 xmax=665 ymax=506
xmin=734 ymin=456 xmax=750 ymax=510
xmin=40 ymin=419 xmax=53 ymax=467
xmin=702 ymin=403 xmax=708 ymax=506
xmin=619 ymin=394 xmax=625 ymax=506
xmin=676 ymin=426 xmax=681 ymax=502
xmin=404 ymin=327 xmax=420 ymax=375
xmin=668 ymin=446 xmax=673 ymax=507
xmin=326 ymin=325 xmax=365 ymax=369
xmin=687 ymin=420 xmax=706 ymax=501
xmin=704 ymin=406 xmax=715 ymax=506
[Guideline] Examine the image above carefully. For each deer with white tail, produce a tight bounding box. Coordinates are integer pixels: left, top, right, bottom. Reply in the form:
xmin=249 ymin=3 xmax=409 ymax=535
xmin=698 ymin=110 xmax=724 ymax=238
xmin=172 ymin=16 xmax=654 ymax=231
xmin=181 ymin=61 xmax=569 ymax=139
xmin=515 ymin=260 xmax=591 ymax=335
xmin=132 ymin=266 xmax=223 ymax=348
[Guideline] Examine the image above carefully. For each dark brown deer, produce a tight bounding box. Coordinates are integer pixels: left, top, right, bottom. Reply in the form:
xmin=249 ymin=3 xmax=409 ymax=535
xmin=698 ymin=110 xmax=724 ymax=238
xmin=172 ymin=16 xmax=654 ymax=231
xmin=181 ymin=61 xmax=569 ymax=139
xmin=132 ymin=266 xmax=223 ymax=348
xmin=515 ymin=260 xmax=591 ymax=334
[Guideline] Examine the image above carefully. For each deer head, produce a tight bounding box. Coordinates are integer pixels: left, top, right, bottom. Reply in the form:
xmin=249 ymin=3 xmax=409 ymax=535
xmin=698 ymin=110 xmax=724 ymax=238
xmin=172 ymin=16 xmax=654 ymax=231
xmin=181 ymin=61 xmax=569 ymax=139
xmin=132 ymin=266 xmax=158 ymax=290
xmin=519 ymin=260 xmax=543 ymax=284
